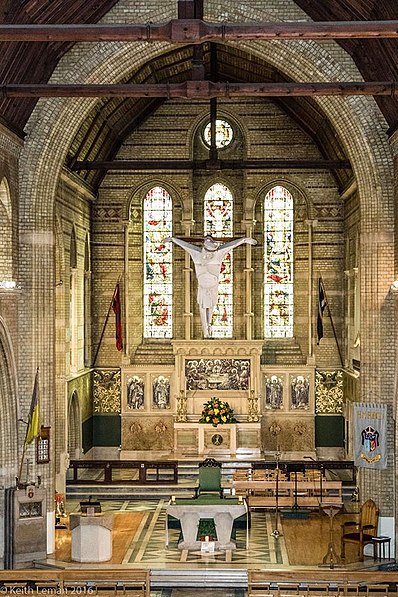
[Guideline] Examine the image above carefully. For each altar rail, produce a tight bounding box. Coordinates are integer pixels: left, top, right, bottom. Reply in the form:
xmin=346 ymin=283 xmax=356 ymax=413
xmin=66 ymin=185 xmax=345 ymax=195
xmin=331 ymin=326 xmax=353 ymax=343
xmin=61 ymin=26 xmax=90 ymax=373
xmin=67 ymin=460 xmax=178 ymax=485
xmin=249 ymin=571 xmax=397 ymax=596
xmin=0 ymin=569 xmax=150 ymax=596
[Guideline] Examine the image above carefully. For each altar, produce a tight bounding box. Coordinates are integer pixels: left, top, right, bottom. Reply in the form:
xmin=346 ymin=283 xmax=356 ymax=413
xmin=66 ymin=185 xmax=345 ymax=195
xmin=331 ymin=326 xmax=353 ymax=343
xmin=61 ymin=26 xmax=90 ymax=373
xmin=166 ymin=496 xmax=247 ymax=551
xmin=174 ymin=421 xmax=261 ymax=455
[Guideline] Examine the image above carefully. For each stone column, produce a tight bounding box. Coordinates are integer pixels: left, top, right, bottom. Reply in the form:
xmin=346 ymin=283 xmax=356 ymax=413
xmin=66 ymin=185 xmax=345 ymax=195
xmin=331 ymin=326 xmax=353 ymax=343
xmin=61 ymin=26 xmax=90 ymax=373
xmin=182 ymin=219 xmax=194 ymax=340
xmin=243 ymin=219 xmax=255 ymax=340
xmin=123 ymin=220 xmax=131 ymax=359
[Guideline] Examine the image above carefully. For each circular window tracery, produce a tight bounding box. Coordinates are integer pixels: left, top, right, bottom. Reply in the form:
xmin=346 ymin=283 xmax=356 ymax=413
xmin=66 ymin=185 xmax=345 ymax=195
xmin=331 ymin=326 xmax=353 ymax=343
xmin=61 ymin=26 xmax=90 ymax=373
xmin=203 ymin=119 xmax=233 ymax=149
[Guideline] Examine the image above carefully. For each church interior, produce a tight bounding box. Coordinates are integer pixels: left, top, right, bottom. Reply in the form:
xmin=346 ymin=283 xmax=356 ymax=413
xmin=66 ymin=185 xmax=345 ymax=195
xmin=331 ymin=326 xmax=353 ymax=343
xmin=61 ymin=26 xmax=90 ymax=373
xmin=1 ymin=0 xmax=398 ymax=591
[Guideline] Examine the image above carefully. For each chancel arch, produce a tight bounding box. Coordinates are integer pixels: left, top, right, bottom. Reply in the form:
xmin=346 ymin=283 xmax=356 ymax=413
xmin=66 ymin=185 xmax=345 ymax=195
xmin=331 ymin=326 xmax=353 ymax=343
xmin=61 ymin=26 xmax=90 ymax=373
xmin=8 ymin=0 xmax=397 ymax=564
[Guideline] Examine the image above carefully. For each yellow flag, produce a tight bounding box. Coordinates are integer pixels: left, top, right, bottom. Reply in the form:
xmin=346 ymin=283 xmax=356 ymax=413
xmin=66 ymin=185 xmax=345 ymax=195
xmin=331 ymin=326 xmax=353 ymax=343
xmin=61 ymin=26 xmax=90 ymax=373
xmin=25 ymin=369 xmax=40 ymax=445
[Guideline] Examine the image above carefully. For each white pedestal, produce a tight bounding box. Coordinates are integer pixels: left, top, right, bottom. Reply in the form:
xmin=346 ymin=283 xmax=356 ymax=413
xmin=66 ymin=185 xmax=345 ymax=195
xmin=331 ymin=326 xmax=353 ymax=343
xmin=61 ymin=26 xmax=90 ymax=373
xmin=70 ymin=513 xmax=113 ymax=562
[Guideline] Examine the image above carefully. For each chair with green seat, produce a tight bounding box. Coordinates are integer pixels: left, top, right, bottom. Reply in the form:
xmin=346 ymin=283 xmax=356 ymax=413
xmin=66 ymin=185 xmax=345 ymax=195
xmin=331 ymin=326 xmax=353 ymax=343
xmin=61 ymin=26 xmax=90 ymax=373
xmin=195 ymin=458 xmax=223 ymax=497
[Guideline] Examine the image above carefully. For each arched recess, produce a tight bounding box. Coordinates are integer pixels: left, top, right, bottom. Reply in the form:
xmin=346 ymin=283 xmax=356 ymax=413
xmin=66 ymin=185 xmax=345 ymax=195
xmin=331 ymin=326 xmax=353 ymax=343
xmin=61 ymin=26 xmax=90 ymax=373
xmin=67 ymin=391 xmax=82 ymax=460
xmin=0 ymin=177 xmax=13 ymax=281
xmin=17 ymin=0 xmax=394 ymax=509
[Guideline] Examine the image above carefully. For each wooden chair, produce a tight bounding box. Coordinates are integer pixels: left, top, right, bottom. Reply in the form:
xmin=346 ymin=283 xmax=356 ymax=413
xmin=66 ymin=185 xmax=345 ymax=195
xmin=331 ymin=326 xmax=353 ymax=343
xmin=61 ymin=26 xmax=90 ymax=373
xmin=341 ymin=499 xmax=378 ymax=561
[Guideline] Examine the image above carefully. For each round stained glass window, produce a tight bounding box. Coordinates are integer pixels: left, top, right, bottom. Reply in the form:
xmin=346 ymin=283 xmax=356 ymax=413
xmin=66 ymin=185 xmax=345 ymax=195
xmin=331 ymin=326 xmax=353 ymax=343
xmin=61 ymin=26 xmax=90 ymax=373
xmin=203 ymin=119 xmax=233 ymax=149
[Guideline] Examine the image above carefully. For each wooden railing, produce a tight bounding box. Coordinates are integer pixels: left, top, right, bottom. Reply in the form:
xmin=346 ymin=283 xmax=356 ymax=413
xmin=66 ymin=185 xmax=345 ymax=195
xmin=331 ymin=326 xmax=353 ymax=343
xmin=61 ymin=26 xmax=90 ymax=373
xmin=249 ymin=571 xmax=397 ymax=596
xmin=0 ymin=569 xmax=150 ymax=596
xmin=67 ymin=460 xmax=178 ymax=485
xmin=231 ymin=479 xmax=342 ymax=509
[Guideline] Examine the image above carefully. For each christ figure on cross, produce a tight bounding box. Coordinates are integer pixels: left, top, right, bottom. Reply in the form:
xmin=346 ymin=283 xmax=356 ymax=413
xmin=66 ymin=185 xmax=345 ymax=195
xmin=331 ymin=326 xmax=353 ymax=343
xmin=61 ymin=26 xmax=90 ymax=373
xmin=163 ymin=235 xmax=257 ymax=337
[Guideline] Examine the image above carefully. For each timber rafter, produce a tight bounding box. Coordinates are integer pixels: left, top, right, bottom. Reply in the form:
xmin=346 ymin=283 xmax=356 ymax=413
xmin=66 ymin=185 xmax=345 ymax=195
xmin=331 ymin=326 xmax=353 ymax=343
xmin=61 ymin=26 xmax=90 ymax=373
xmin=1 ymin=20 xmax=398 ymax=42
xmin=2 ymin=81 xmax=398 ymax=98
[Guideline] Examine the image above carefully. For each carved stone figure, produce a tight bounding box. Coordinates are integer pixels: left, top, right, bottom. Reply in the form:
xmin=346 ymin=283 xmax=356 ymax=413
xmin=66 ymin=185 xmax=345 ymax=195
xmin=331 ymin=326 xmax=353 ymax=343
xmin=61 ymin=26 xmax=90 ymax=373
xmin=153 ymin=375 xmax=170 ymax=409
xmin=127 ymin=375 xmax=144 ymax=409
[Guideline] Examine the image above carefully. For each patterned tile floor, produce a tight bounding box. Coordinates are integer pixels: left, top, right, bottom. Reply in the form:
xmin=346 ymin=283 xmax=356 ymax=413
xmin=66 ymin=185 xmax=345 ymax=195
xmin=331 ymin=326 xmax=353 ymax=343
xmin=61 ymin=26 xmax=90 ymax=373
xmin=66 ymin=499 xmax=289 ymax=568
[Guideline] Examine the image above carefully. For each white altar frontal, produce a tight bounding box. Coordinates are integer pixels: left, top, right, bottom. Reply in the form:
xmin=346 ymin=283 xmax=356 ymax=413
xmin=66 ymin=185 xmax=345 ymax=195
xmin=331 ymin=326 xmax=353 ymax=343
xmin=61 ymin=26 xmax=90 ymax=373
xmin=174 ymin=422 xmax=261 ymax=455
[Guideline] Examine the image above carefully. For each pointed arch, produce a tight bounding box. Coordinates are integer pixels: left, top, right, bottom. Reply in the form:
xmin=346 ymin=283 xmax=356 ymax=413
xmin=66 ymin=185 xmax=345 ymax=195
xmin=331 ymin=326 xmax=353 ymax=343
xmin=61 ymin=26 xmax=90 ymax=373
xmin=0 ymin=177 xmax=13 ymax=281
xmin=68 ymin=390 xmax=82 ymax=460
xmin=204 ymin=182 xmax=234 ymax=337
xmin=264 ymin=185 xmax=294 ymax=338
xmin=143 ymin=186 xmax=173 ymax=338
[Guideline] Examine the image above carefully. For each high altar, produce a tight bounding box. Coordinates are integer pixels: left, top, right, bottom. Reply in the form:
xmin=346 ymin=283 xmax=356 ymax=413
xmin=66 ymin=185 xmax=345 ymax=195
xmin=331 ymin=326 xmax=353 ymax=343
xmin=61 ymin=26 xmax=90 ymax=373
xmin=119 ymin=339 xmax=316 ymax=458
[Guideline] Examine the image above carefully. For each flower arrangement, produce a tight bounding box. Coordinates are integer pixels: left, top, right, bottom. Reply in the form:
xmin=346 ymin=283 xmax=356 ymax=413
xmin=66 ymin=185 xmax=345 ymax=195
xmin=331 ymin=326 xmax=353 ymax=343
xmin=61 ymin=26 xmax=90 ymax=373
xmin=199 ymin=397 xmax=237 ymax=427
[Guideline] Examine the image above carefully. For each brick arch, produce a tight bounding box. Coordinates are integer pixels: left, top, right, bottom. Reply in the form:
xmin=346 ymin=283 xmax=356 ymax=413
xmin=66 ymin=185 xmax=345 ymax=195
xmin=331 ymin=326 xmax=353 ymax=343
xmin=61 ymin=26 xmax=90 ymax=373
xmin=18 ymin=0 xmax=395 ymax=508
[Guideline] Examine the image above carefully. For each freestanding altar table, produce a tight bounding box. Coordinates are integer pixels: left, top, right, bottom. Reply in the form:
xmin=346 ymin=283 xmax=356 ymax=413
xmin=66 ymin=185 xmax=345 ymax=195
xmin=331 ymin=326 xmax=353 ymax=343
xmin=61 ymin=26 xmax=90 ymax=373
xmin=166 ymin=496 xmax=247 ymax=551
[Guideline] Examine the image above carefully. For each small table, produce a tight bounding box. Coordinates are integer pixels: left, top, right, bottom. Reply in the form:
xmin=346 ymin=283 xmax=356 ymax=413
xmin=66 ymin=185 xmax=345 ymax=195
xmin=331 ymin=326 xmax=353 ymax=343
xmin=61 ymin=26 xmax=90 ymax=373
xmin=371 ymin=536 xmax=391 ymax=560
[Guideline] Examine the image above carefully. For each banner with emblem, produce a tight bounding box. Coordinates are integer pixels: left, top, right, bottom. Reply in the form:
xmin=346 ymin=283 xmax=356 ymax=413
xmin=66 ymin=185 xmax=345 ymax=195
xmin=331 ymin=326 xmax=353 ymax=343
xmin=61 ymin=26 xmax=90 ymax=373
xmin=353 ymin=403 xmax=387 ymax=469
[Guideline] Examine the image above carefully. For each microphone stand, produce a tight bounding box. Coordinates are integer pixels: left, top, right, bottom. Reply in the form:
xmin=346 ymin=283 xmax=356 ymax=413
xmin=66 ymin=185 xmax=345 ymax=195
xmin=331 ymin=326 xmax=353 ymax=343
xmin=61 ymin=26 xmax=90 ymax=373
xmin=271 ymin=449 xmax=282 ymax=538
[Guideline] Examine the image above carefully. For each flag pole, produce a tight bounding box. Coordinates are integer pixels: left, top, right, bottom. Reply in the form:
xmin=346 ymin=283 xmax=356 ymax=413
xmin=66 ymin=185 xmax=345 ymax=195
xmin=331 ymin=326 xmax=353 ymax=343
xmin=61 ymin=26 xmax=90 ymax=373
xmin=320 ymin=275 xmax=344 ymax=367
xmin=17 ymin=367 xmax=39 ymax=486
xmin=92 ymin=275 xmax=123 ymax=367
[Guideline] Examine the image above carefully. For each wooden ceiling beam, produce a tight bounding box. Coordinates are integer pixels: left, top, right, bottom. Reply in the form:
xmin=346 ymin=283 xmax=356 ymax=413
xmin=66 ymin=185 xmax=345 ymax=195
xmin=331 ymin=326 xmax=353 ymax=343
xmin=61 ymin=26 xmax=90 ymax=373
xmin=70 ymin=159 xmax=351 ymax=171
xmin=0 ymin=20 xmax=398 ymax=42
xmin=2 ymin=81 xmax=398 ymax=98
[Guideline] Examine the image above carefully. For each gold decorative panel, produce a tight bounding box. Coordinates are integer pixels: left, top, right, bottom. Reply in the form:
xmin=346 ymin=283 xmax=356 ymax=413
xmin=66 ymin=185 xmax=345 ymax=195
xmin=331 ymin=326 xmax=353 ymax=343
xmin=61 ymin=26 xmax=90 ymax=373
xmin=93 ymin=369 xmax=121 ymax=413
xmin=261 ymin=417 xmax=314 ymax=452
xmin=315 ymin=370 xmax=343 ymax=414
xmin=122 ymin=416 xmax=174 ymax=450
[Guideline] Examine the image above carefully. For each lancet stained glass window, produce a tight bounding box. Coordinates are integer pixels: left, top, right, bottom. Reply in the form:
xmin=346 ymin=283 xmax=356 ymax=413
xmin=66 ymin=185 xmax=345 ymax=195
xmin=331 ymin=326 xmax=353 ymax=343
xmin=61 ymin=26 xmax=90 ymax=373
xmin=264 ymin=185 xmax=294 ymax=338
xmin=143 ymin=186 xmax=172 ymax=338
xmin=203 ymin=119 xmax=233 ymax=149
xmin=204 ymin=183 xmax=233 ymax=337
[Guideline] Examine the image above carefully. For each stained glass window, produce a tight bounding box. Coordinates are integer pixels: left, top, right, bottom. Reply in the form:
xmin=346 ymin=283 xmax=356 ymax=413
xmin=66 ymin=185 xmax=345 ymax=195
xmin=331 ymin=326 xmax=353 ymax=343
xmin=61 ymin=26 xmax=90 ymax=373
xmin=264 ymin=185 xmax=294 ymax=338
xmin=203 ymin=119 xmax=233 ymax=148
xmin=204 ymin=183 xmax=233 ymax=337
xmin=143 ymin=186 xmax=172 ymax=338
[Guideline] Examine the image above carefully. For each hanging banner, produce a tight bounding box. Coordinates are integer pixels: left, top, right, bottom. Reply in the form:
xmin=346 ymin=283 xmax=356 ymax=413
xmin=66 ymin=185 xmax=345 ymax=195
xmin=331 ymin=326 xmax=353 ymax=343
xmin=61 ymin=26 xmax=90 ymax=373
xmin=353 ymin=402 xmax=387 ymax=469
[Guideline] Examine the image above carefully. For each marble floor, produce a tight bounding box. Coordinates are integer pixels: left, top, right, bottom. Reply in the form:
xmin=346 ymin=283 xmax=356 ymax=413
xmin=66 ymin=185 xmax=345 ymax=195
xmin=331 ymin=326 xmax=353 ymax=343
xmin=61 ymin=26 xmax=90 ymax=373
xmin=50 ymin=498 xmax=383 ymax=571
xmin=53 ymin=499 xmax=288 ymax=568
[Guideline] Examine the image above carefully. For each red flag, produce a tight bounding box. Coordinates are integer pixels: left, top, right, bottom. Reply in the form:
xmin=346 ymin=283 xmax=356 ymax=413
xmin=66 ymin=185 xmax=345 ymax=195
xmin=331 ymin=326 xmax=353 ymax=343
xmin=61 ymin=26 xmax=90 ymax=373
xmin=112 ymin=284 xmax=123 ymax=351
